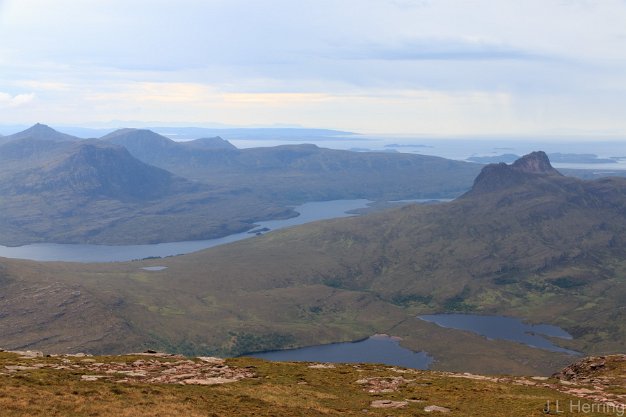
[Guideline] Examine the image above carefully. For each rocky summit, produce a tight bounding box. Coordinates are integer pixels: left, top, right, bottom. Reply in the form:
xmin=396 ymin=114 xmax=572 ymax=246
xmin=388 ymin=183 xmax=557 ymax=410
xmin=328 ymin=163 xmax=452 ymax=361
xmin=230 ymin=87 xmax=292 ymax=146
xmin=1 ymin=152 xmax=625 ymax=375
xmin=467 ymin=150 xmax=562 ymax=194
xmin=510 ymin=151 xmax=561 ymax=175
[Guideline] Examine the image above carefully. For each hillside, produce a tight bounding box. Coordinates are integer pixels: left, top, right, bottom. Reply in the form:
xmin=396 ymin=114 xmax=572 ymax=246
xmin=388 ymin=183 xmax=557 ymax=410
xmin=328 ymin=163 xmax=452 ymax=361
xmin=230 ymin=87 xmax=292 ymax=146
xmin=0 ymin=141 xmax=187 ymax=199
xmin=101 ymin=128 xmax=481 ymax=202
xmin=102 ymin=128 xmax=235 ymax=160
xmin=181 ymin=136 xmax=238 ymax=150
xmin=0 ymin=349 xmax=623 ymax=416
xmin=1 ymin=152 xmax=624 ymax=375
xmin=0 ymin=123 xmax=80 ymax=143
xmin=1 ymin=124 xmax=485 ymax=244
xmin=0 ymin=127 xmax=290 ymax=245
xmin=116 ymin=151 xmax=624 ymax=361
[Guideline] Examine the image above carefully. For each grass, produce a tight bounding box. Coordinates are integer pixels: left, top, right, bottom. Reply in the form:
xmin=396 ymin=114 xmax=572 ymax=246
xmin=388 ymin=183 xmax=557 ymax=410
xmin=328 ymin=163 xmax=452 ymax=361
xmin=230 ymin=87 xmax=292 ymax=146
xmin=0 ymin=351 xmax=620 ymax=417
xmin=1 ymin=165 xmax=626 ymax=375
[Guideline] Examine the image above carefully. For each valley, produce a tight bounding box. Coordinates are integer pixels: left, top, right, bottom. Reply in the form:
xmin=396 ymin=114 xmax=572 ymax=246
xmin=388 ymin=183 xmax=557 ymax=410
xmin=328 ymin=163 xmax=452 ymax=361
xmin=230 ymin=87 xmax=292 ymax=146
xmin=0 ymin=124 xmax=480 ymax=246
xmin=1 ymin=150 xmax=625 ymax=376
xmin=0 ymin=199 xmax=373 ymax=262
xmin=3 ymin=2 xmax=625 ymax=414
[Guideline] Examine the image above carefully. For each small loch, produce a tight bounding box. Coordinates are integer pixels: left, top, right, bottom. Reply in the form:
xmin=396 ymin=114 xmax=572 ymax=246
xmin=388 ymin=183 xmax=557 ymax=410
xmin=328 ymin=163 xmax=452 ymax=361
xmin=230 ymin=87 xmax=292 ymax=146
xmin=246 ymin=334 xmax=433 ymax=369
xmin=419 ymin=314 xmax=578 ymax=355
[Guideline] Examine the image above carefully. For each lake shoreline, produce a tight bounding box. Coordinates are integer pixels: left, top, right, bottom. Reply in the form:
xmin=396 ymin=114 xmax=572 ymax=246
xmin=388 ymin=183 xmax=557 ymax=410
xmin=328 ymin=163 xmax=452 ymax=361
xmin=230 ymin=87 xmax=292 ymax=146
xmin=0 ymin=199 xmax=373 ymax=262
xmin=0 ymin=198 xmax=453 ymax=263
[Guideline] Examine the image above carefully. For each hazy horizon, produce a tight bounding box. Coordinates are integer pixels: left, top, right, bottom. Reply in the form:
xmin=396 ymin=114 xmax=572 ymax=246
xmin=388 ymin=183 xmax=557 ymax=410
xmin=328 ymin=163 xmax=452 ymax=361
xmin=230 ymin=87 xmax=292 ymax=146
xmin=1 ymin=0 xmax=626 ymax=136
xmin=2 ymin=122 xmax=626 ymax=142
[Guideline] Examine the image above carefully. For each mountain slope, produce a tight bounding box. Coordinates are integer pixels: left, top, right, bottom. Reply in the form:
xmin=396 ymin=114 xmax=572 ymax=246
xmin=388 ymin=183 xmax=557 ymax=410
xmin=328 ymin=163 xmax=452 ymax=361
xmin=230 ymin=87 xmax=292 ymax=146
xmin=4 ymin=124 xmax=481 ymax=245
xmin=1 ymin=350 xmax=623 ymax=416
xmin=122 ymin=153 xmax=626 ymax=356
xmin=0 ymin=127 xmax=290 ymax=245
xmin=467 ymin=150 xmax=561 ymax=194
xmin=179 ymin=136 xmax=237 ymax=150
xmin=102 ymin=128 xmax=482 ymax=202
xmin=101 ymin=128 xmax=238 ymax=171
xmin=1 ymin=122 xmax=80 ymax=143
xmin=1 ymin=152 xmax=624 ymax=375
xmin=222 ymin=144 xmax=480 ymax=201
xmin=101 ymin=128 xmax=189 ymax=162
xmin=1 ymin=125 xmax=483 ymax=244
xmin=0 ymin=141 xmax=189 ymax=200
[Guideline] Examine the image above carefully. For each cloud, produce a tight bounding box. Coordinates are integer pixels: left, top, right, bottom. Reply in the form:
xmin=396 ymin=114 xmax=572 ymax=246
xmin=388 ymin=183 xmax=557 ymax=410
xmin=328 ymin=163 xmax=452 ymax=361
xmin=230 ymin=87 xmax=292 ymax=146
xmin=335 ymin=39 xmax=547 ymax=62
xmin=1 ymin=0 xmax=626 ymax=135
xmin=18 ymin=81 xmax=70 ymax=91
xmin=0 ymin=92 xmax=35 ymax=107
xmin=221 ymin=92 xmax=334 ymax=104
xmin=84 ymin=82 xmax=217 ymax=104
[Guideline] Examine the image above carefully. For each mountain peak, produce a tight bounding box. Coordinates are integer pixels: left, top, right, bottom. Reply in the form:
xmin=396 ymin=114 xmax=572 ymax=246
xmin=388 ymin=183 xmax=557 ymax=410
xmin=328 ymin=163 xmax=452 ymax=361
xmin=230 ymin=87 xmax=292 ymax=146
xmin=466 ymin=151 xmax=561 ymax=196
xmin=181 ymin=136 xmax=237 ymax=150
xmin=510 ymin=151 xmax=559 ymax=175
xmin=6 ymin=123 xmax=79 ymax=142
xmin=24 ymin=123 xmax=60 ymax=135
xmin=101 ymin=128 xmax=175 ymax=144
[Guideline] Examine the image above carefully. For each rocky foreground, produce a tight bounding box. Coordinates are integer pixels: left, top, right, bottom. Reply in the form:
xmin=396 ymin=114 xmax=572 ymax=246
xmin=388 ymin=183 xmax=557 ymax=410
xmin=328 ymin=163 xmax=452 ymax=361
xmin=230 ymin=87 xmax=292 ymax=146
xmin=0 ymin=348 xmax=624 ymax=416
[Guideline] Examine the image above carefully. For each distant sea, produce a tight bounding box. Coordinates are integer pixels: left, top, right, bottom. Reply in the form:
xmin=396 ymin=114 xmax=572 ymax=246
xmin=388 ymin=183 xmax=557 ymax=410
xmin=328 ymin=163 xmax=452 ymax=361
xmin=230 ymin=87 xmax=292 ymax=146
xmin=229 ymin=136 xmax=626 ymax=171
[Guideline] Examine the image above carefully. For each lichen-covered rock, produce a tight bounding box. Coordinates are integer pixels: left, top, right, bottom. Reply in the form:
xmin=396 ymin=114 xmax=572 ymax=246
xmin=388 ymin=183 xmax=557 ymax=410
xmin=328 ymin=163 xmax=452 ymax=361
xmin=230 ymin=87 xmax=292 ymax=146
xmin=370 ymin=400 xmax=408 ymax=408
xmin=424 ymin=405 xmax=451 ymax=413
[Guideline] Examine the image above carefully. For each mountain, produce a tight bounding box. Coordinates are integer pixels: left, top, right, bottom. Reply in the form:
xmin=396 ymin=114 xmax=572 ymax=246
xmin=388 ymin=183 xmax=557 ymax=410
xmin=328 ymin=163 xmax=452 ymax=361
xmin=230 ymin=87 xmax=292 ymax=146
xmin=115 ymin=152 xmax=621 ymax=363
xmin=466 ymin=150 xmax=561 ymax=194
xmin=0 ymin=128 xmax=290 ymax=245
xmin=102 ymin=128 xmax=235 ymax=154
xmin=0 ymin=125 xmax=482 ymax=244
xmin=1 ymin=122 xmax=80 ymax=143
xmin=180 ymin=136 xmax=237 ymax=150
xmin=1 ymin=152 xmax=624 ymax=375
xmin=0 ymin=136 xmax=75 ymax=172
xmin=102 ymin=128 xmax=482 ymax=202
xmin=101 ymin=128 xmax=243 ymax=178
xmin=0 ymin=141 xmax=185 ymax=200
xmin=101 ymin=128 xmax=187 ymax=161
xmin=145 ymin=152 xmax=622 ymax=364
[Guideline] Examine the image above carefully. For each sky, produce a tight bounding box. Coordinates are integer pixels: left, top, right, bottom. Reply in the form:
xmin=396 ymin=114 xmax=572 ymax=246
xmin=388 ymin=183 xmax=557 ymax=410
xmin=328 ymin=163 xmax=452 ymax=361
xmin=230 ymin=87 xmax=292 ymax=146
xmin=1 ymin=0 xmax=626 ymax=136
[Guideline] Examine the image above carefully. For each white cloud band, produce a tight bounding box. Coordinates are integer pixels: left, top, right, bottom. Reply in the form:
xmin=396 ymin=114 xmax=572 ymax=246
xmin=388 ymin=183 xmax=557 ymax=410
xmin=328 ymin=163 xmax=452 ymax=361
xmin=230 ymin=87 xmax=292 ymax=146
xmin=0 ymin=92 xmax=35 ymax=107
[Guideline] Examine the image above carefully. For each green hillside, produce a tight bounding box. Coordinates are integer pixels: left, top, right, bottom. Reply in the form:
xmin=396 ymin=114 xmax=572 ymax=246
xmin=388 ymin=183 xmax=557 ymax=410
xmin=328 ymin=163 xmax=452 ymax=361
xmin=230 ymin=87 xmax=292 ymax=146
xmin=1 ymin=152 xmax=624 ymax=375
xmin=101 ymin=128 xmax=481 ymax=203
xmin=0 ymin=124 xmax=482 ymax=245
xmin=0 ymin=128 xmax=289 ymax=245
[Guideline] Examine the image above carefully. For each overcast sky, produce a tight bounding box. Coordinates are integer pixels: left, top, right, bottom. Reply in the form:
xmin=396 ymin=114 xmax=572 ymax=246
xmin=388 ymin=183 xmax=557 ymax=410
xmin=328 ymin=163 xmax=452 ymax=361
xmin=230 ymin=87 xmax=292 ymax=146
xmin=1 ymin=0 xmax=626 ymax=135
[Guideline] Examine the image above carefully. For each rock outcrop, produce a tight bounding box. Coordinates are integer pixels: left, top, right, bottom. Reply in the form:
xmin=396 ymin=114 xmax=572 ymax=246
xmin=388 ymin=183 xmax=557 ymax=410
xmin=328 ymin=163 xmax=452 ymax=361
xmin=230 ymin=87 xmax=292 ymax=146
xmin=466 ymin=151 xmax=562 ymax=195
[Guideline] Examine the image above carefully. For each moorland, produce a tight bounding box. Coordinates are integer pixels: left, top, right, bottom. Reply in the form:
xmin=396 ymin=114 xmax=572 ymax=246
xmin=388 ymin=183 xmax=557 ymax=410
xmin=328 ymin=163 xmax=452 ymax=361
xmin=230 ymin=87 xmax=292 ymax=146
xmin=1 ymin=149 xmax=624 ymax=376
xmin=0 ymin=124 xmax=479 ymax=245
